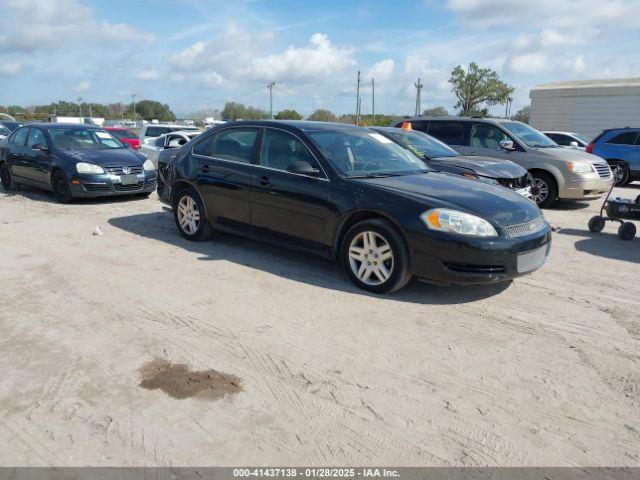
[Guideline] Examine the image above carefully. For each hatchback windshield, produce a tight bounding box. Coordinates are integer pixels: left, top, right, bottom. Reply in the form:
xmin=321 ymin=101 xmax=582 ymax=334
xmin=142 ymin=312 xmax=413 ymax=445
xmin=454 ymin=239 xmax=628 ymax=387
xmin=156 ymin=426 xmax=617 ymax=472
xmin=501 ymin=121 xmax=557 ymax=148
xmin=308 ymin=129 xmax=430 ymax=177
xmin=109 ymin=129 xmax=137 ymax=140
xmin=49 ymin=128 xmax=124 ymax=149
xmin=383 ymin=129 xmax=459 ymax=158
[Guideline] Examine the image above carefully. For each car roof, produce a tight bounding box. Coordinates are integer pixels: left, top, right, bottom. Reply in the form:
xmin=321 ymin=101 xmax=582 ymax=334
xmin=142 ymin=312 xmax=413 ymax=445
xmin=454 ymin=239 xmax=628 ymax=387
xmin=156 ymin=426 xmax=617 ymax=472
xmin=399 ymin=116 xmax=517 ymax=125
xmin=22 ymin=123 xmax=104 ymax=129
xmin=161 ymin=130 xmax=201 ymax=136
xmin=543 ymin=131 xmax=579 ymax=135
xmin=218 ymin=120 xmax=366 ymax=133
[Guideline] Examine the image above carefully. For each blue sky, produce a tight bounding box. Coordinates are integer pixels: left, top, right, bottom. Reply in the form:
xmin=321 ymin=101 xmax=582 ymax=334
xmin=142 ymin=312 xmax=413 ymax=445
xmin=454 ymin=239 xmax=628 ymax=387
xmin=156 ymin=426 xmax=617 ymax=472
xmin=1 ymin=0 xmax=639 ymax=117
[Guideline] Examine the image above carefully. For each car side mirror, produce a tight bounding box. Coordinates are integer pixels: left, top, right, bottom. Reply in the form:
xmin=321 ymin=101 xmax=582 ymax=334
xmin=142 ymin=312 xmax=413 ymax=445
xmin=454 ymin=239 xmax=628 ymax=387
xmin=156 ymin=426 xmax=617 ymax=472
xmin=287 ymin=160 xmax=321 ymax=177
xmin=32 ymin=143 xmax=49 ymax=152
xmin=569 ymin=141 xmax=579 ymax=148
xmin=499 ymin=140 xmax=515 ymax=151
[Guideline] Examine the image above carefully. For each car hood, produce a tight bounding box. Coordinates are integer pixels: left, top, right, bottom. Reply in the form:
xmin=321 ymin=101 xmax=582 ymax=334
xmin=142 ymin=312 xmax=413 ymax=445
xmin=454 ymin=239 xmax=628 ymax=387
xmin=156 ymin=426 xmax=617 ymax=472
xmin=532 ymin=146 xmax=599 ymax=162
xmin=58 ymin=147 xmax=146 ymax=166
xmin=431 ymin=155 xmax=526 ymax=178
xmin=357 ymin=172 xmax=541 ymax=227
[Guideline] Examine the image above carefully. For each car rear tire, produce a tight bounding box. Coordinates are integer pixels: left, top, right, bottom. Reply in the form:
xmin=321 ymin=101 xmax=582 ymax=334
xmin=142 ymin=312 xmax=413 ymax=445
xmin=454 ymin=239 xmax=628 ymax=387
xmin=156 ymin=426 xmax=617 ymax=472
xmin=618 ymin=222 xmax=636 ymax=241
xmin=341 ymin=218 xmax=412 ymax=294
xmin=0 ymin=163 xmax=19 ymax=192
xmin=610 ymin=163 xmax=630 ymax=186
xmin=51 ymin=171 xmax=74 ymax=203
xmin=588 ymin=215 xmax=605 ymax=233
xmin=173 ymin=187 xmax=212 ymax=241
xmin=530 ymin=171 xmax=557 ymax=208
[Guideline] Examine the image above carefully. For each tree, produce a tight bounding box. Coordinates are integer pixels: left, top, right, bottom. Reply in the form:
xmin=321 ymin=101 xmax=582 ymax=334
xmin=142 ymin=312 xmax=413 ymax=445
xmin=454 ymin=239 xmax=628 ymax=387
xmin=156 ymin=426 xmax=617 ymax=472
xmin=125 ymin=100 xmax=176 ymax=122
xmin=308 ymin=109 xmax=337 ymax=122
xmin=511 ymin=105 xmax=531 ymax=124
xmin=422 ymin=106 xmax=448 ymax=117
xmin=275 ymin=109 xmax=302 ymax=120
xmin=221 ymin=102 xmax=269 ymax=121
xmin=449 ymin=63 xmax=514 ymax=116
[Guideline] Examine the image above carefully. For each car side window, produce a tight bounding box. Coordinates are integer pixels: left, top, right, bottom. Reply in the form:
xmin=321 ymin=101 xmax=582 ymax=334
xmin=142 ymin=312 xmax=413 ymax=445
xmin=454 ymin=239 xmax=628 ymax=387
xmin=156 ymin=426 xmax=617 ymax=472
xmin=607 ymin=131 xmax=637 ymax=145
xmin=11 ymin=127 xmax=29 ymax=146
xmin=154 ymin=137 xmax=165 ymax=148
xmin=192 ymin=133 xmax=216 ymax=156
xmin=209 ymin=128 xmax=258 ymax=164
xmin=26 ymin=128 xmax=46 ymax=149
xmin=409 ymin=120 xmax=429 ymax=133
xmin=260 ymin=129 xmax=321 ymax=174
xmin=428 ymin=122 xmax=470 ymax=146
xmin=549 ymin=133 xmax=571 ymax=146
xmin=470 ymin=124 xmax=510 ymax=150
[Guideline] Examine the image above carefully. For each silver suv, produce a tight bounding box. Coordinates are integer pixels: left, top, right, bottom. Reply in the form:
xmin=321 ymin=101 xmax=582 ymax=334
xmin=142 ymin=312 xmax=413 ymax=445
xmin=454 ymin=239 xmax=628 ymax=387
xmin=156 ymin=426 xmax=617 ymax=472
xmin=395 ymin=117 xmax=613 ymax=207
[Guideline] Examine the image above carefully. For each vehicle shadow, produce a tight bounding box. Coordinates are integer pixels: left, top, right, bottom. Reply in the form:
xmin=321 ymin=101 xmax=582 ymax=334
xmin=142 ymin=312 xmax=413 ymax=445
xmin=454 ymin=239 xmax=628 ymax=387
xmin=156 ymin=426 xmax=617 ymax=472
xmin=545 ymin=200 xmax=591 ymax=211
xmin=1 ymin=185 xmax=151 ymax=205
xmin=556 ymin=227 xmax=640 ymax=263
xmin=108 ymin=210 xmax=511 ymax=305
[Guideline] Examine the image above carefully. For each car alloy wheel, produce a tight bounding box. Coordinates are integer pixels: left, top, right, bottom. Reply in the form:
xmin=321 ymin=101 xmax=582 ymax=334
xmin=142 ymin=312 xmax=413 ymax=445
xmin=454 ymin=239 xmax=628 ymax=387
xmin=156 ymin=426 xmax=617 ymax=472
xmin=177 ymin=194 xmax=201 ymax=235
xmin=52 ymin=172 xmax=73 ymax=203
xmin=348 ymin=231 xmax=395 ymax=286
xmin=614 ymin=165 xmax=630 ymax=186
xmin=530 ymin=178 xmax=549 ymax=204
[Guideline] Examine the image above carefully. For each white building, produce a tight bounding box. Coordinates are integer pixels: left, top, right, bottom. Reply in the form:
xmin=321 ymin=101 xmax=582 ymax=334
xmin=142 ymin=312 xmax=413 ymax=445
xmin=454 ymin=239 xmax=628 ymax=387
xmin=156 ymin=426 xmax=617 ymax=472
xmin=529 ymin=77 xmax=640 ymax=139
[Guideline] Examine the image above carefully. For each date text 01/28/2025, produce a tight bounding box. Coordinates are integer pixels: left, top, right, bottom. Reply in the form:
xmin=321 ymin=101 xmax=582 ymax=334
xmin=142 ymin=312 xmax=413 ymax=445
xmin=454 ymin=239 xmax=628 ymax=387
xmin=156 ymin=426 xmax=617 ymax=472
xmin=232 ymin=468 xmax=400 ymax=478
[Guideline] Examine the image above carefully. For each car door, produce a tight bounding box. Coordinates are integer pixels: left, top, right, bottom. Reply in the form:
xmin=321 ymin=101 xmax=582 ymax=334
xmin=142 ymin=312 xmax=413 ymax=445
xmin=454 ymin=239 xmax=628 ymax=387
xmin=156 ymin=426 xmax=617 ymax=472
xmin=192 ymin=127 xmax=259 ymax=232
xmin=629 ymin=132 xmax=640 ymax=171
xmin=466 ymin=122 xmax=529 ymax=166
xmin=22 ymin=127 xmax=51 ymax=186
xmin=250 ymin=127 xmax=331 ymax=247
xmin=6 ymin=127 xmax=31 ymax=183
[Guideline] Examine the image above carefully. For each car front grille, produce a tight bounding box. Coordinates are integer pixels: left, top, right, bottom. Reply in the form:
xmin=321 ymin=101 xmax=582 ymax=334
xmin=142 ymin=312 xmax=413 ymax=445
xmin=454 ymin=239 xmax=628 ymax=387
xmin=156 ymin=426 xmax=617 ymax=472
xmin=105 ymin=165 xmax=143 ymax=175
xmin=505 ymin=217 xmax=546 ymax=238
xmin=497 ymin=174 xmax=530 ymax=190
xmin=444 ymin=263 xmax=506 ymax=275
xmin=114 ymin=182 xmax=144 ymax=192
xmin=593 ymin=162 xmax=612 ymax=179
xmin=84 ymin=183 xmax=109 ymax=192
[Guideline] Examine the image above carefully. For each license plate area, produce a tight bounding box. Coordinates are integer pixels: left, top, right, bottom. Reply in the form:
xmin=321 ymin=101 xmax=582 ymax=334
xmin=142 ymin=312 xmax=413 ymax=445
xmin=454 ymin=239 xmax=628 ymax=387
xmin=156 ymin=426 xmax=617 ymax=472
xmin=517 ymin=244 xmax=549 ymax=273
xmin=120 ymin=174 xmax=139 ymax=185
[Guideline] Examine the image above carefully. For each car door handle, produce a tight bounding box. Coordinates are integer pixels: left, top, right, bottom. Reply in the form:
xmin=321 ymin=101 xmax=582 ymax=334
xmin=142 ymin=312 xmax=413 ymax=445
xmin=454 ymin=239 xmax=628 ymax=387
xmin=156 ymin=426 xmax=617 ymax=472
xmin=259 ymin=175 xmax=270 ymax=187
xmin=200 ymin=164 xmax=210 ymax=173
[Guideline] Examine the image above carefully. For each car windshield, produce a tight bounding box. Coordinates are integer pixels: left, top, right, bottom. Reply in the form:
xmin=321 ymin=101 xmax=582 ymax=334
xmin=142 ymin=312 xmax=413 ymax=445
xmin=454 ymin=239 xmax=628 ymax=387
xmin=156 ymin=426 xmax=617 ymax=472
xmin=109 ymin=129 xmax=137 ymax=140
xmin=501 ymin=121 xmax=557 ymax=148
xmin=2 ymin=121 xmax=20 ymax=131
xmin=49 ymin=128 xmax=124 ymax=149
xmin=0 ymin=125 xmax=10 ymax=136
xmin=308 ymin=129 xmax=431 ymax=177
xmin=383 ymin=129 xmax=459 ymax=158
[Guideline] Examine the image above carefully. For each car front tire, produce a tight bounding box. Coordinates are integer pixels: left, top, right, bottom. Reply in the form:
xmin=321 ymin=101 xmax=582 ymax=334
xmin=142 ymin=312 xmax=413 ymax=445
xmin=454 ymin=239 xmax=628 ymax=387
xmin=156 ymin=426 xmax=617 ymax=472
xmin=0 ymin=163 xmax=19 ymax=192
xmin=341 ymin=218 xmax=412 ymax=294
xmin=51 ymin=171 xmax=74 ymax=203
xmin=173 ymin=187 xmax=212 ymax=241
xmin=530 ymin=171 xmax=557 ymax=208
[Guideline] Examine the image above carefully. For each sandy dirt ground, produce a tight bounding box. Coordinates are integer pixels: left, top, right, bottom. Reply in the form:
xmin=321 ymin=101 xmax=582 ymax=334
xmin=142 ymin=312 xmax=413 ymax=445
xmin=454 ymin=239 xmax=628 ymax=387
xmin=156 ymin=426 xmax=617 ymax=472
xmin=1 ymin=184 xmax=639 ymax=467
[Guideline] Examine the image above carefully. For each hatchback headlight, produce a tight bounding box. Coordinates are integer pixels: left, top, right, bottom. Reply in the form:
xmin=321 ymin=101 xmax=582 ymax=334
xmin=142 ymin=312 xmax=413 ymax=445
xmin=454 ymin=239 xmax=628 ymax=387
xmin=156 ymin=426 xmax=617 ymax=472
xmin=76 ymin=162 xmax=105 ymax=174
xmin=143 ymin=159 xmax=155 ymax=171
xmin=421 ymin=208 xmax=498 ymax=237
xmin=567 ymin=162 xmax=593 ymax=174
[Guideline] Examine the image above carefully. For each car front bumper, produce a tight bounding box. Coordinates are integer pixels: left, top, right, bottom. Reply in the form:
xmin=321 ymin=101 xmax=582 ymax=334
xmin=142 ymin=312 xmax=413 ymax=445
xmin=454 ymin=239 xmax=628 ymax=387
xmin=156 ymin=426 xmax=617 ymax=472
xmin=559 ymin=175 xmax=613 ymax=200
xmin=407 ymin=225 xmax=552 ymax=285
xmin=69 ymin=170 xmax=157 ymax=197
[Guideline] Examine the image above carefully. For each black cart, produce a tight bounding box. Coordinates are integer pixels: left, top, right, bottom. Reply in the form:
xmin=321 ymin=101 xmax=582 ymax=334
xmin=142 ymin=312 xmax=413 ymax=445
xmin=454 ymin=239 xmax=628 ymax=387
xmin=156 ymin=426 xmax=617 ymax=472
xmin=588 ymin=170 xmax=640 ymax=240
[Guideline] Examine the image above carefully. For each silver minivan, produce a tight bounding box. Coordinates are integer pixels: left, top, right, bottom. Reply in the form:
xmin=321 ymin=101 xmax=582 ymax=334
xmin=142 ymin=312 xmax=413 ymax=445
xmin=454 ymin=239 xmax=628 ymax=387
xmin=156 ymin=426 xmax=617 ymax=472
xmin=395 ymin=117 xmax=613 ymax=207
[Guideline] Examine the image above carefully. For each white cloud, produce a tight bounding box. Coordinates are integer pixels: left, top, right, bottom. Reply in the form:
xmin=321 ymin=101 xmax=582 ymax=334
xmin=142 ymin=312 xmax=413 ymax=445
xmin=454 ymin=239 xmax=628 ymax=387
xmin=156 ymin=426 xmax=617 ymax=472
xmin=366 ymin=59 xmax=395 ymax=82
xmin=72 ymin=80 xmax=91 ymax=92
xmin=200 ymin=72 xmax=225 ymax=88
xmin=562 ymin=54 xmax=587 ymax=74
xmin=133 ymin=70 xmax=159 ymax=81
xmin=509 ymin=53 xmax=549 ymax=74
xmin=0 ymin=58 xmax=22 ymax=76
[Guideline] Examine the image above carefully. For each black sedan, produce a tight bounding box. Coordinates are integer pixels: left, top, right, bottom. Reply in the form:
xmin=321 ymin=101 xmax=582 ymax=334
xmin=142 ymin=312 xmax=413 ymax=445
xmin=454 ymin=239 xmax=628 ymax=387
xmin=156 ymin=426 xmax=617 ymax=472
xmin=373 ymin=125 xmax=533 ymax=196
xmin=158 ymin=121 xmax=551 ymax=293
xmin=0 ymin=123 xmax=156 ymax=202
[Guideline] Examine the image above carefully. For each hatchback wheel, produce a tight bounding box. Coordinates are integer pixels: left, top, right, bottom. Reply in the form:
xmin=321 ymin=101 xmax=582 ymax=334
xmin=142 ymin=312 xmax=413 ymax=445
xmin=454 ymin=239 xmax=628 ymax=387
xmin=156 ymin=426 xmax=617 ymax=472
xmin=52 ymin=171 xmax=74 ymax=203
xmin=530 ymin=172 xmax=557 ymax=208
xmin=342 ymin=219 xmax=411 ymax=294
xmin=1 ymin=163 xmax=19 ymax=192
xmin=612 ymin=164 xmax=630 ymax=186
xmin=173 ymin=187 xmax=212 ymax=241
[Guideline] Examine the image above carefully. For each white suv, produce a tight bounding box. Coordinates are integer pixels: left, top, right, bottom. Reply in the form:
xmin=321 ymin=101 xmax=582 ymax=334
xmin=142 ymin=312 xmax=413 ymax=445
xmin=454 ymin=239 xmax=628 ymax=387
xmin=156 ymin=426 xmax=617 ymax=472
xmin=139 ymin=124 xmax=199 ymax=146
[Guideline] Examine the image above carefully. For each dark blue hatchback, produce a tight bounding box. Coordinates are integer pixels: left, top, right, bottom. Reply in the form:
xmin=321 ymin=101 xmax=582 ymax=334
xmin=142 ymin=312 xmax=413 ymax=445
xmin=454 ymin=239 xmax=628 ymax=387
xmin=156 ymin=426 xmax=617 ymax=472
xmin=0 ymin=123 xmax=157 ymax=202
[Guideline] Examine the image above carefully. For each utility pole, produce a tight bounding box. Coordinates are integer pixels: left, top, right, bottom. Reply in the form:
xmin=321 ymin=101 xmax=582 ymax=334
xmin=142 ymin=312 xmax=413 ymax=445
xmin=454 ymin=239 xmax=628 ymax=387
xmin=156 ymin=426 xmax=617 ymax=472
xmin=355 ymin=70 xmax=361 ymax=125
xmin=267 ymin=81 xmax=275 ymax=119
xmin=77 ymin=97 xmax=83 ymax=118
xmin=414 ymin=78 xmax=423 ymax=116
xmin=371 ymin=77 xmax=375 ymax=125
xmin=131 ymin=92 xmax=137 ymax=124
xmin=89 ymin=104 xmax=93 ymax=121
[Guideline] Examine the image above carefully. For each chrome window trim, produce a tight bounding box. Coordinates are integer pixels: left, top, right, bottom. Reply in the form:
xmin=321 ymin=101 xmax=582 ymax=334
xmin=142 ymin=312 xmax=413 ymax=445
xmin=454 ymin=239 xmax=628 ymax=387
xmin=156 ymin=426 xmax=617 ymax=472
xmin=191 ymin=124 xmax=331 ymax=182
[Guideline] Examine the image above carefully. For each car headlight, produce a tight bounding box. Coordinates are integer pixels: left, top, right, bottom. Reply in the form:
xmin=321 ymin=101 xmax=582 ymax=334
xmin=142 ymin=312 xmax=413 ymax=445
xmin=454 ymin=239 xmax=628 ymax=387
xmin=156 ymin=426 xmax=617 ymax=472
xmin=567 ymin=162 xmax=593 ymax=174
xmin=76 ymin=162 xmax=105 ymax=174
xmin=421 ymin=208 xmax=498 ymax=237
xmin=143 ymin=159 xmax=155 ymax=171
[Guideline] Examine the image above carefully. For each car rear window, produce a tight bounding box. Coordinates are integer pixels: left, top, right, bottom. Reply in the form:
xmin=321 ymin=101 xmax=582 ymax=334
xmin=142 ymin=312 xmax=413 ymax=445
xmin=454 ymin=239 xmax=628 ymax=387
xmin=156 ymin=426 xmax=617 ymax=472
xmin=427 ymin=121 xmax=470 ymax=146
xmin=110 ymin=129 xmax=137 ymax=140
xmin=607 ymin=131 xmax=638 ymax=145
